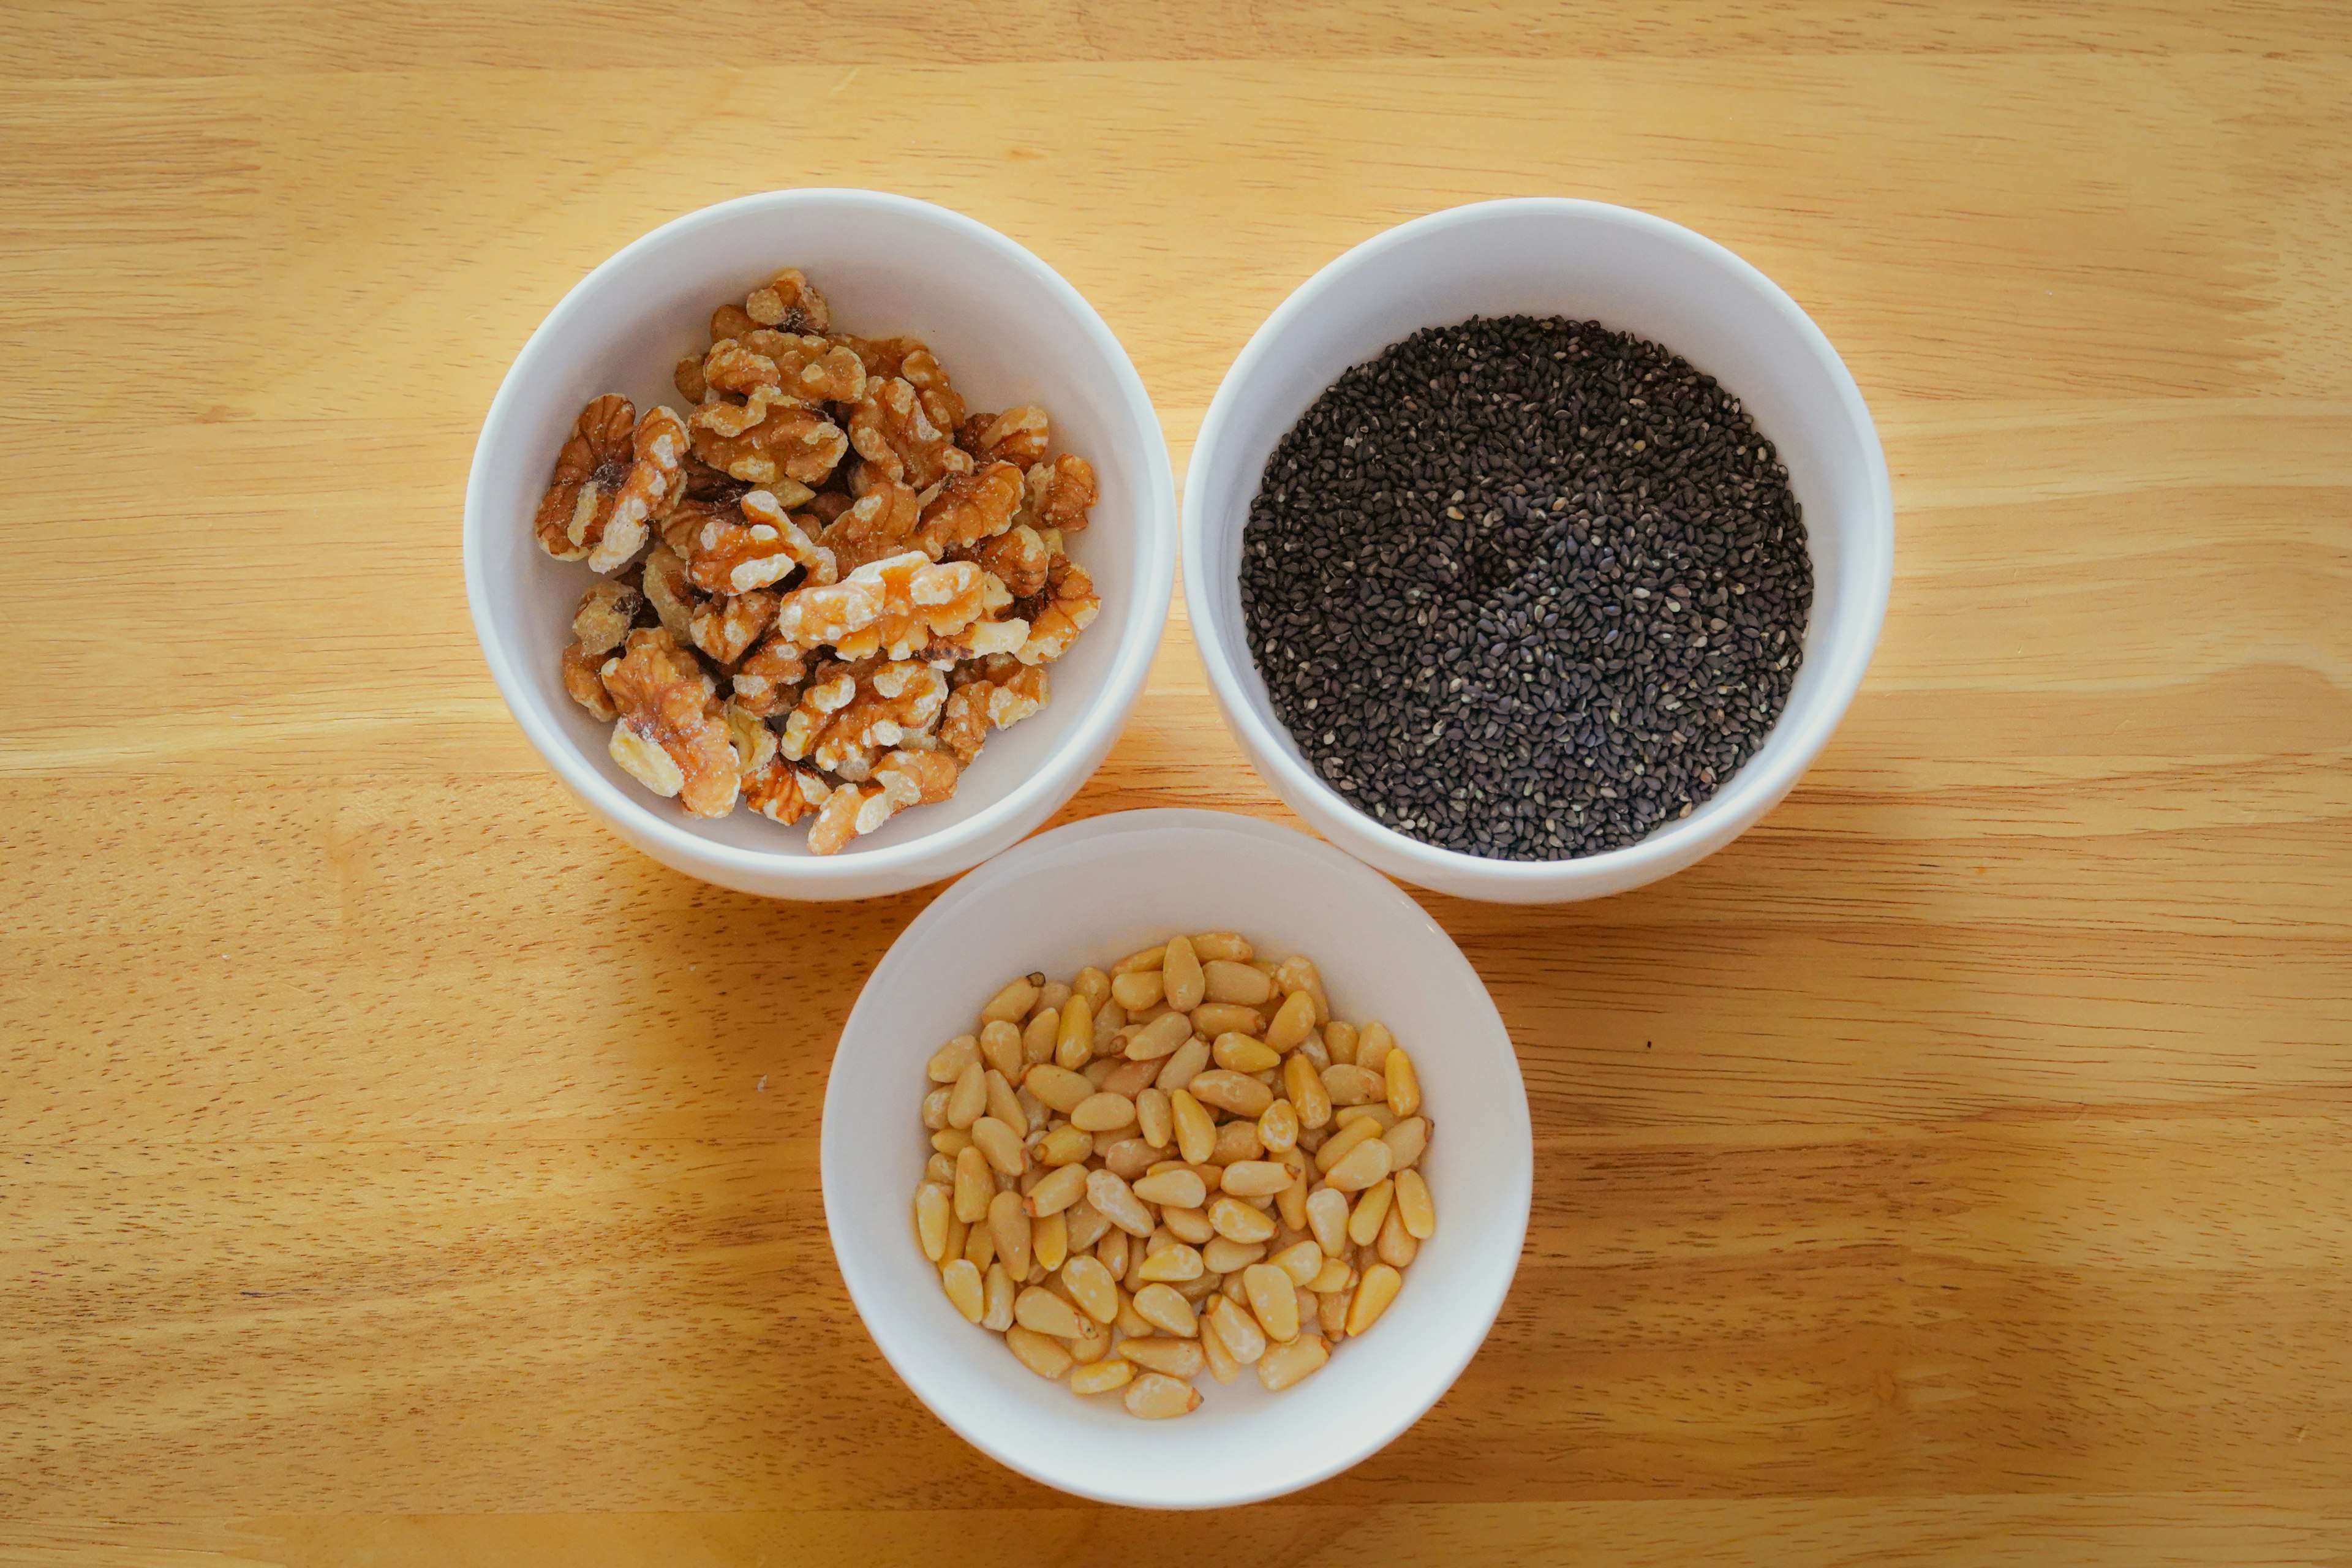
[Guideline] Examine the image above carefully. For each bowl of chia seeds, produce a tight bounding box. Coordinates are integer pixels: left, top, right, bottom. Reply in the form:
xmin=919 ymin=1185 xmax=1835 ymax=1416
xmin=1183 ymin=198 xmax=1891 ymax=903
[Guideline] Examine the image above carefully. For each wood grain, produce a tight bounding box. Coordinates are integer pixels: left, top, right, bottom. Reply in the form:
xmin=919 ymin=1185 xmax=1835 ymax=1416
xmin=2 ymin=1 xmax=2348 ymax=1561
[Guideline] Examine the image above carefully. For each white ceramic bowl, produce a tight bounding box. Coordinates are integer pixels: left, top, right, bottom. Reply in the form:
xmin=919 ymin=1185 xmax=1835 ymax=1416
xmin=465 ymin=190 xmax=1175 ymax=900
xmin=822 ymin=809 xmax=1531 ymax=1507
xmin=1183 ymin=198 xmax=1892 ymax=903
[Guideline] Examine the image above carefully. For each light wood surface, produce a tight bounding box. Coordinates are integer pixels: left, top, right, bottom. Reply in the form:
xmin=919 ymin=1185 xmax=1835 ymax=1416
xmin=4 ymin=2 xmax=2349 ymax=1562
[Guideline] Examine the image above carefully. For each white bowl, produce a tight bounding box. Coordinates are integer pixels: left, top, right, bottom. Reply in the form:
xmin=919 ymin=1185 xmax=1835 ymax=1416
xmin=1183 ymin=198 xmax=1892 ymax=904
xmin=465 ymin=190 xmax=1175 ymax=900
xmin=821 ymin=809 xmax=1531 ymax=1507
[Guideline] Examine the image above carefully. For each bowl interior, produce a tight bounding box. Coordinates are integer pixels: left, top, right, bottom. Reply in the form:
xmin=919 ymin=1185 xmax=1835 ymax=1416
xmin=470 ymin=192 xmax=1163 ymax=861
xmin=822 ymin=811 xmax=1532 ymax=1507
xmin=1189 ymin=200 xmax=1886 ymax=855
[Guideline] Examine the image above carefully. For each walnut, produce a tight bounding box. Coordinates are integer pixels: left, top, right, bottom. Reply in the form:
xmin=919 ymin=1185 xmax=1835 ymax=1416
xmin=914 ymin=461 xmax=1024 ymax=559
xmin=744 ymin=754 xmax=834 ymax=826
xmin=712 ymin=303 xmax=758 ymax=342
xmin=685 ymin=491 xmax=834 ymax=595
xmin=938 ymin=657 xmax=1049 ymax=764
xmin=731 ymin=631 xmax=810 ymax=717
xmin=806 ymin=770 xmax=922 ymax=856
xmin=951 ymin=523 xmax=1050 ymax=600
xmin=806 ymin=489 xmax=858 ymax=527
xmin=705 ymin=331 xmax=867 ymax=405
xmin=745 ymin=267 xmax=830 ymax=333
xmin=641 ymin=543 xmax=702 ymax=640
xmin=726 ymin=700 xmax=778 ymax=781
xmin=532 ymin=395 xmax=636 ymax=562
xmin=690 ymin=589 xmax=778 ymax=665
xmin=960 ymin=406 xmax=1050 ymax=470
xmin=848 ymin=376 xmax=971 ymax=492
xmin=678 ymin=451 xmax=756 ymax=503
xmin=1012 ymin=551 xmax=1100 ymax=666
xmin=562 ymin=642 xmax=619 ymax=720
xmin=674 ymin=353 xmax=709 ymax=406
xmin=772 ymin=550 xmax=1009 ymax=662
xmin=1022 ymin=451 xmax=1098 ymax=534
xmin=833 ymin=334 xmax=921 ymax=380
xmin=572 ymin=578 xmax=644 ymax=655
xmin=897 ymin=345 xmax=966 ymax=437
xmin=780 ymin=658 xmax=949 ymax=776
xmin=818 ymin=478 xmax=921 ymax=575
xmin=690 ymin=386 xmax=848 ymax=488
xmin=601 ymin=628 xmax=739 ymax=818
xmin=875 ymin=745 xmax=962 ymax=805
xmin=573 ymin=405 xmax=687 ymax=573
xmin=907 ymin=614 xmax=1032 ymax=664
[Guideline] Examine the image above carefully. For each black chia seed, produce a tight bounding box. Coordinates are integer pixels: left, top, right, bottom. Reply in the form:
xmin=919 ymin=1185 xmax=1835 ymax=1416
xmin=1239 ymin=314 xmax=1812 ymax=861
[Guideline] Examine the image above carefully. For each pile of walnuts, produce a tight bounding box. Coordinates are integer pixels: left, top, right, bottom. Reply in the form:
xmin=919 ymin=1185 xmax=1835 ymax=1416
xmin=532 ymin=267 xmax=1102 ymax=854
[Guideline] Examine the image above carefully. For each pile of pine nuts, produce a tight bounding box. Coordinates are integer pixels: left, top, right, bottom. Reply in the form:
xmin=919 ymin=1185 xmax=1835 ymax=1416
xmin=912 ymin=932 xmax=1434 ymax=1418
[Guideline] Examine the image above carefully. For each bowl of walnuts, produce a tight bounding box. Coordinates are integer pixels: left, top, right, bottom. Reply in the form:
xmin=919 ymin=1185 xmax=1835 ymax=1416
xmin=464 ymin=190 xmax=1177 ymax=900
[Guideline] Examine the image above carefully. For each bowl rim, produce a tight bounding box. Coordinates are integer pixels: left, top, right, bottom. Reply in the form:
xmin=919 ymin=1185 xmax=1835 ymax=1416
xmin=1181 ymin=196 xmax=1892 ymax=894
xmin=463 ymin=187 xmax=1176 ymax=883
xmin=820 ymin=807 xmax=1534 ymax=1507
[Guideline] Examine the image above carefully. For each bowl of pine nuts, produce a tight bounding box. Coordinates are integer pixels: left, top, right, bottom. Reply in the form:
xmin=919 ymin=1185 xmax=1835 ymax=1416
xmin=821 ymin=809 xmax=1531 ymax=1507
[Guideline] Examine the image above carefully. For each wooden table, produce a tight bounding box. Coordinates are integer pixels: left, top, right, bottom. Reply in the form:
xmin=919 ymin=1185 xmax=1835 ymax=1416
xmin=6 ymin=2 xmax=2348 ymax=1562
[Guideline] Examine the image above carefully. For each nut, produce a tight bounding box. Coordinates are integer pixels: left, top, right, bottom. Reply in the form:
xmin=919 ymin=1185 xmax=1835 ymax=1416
xmin=600 ymin=627 xmax=739 ymax=818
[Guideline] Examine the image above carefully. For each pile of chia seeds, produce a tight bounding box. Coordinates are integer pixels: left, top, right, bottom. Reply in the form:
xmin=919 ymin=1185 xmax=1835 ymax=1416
xmin=1240 ymin=315 xmax=1811 ymax=861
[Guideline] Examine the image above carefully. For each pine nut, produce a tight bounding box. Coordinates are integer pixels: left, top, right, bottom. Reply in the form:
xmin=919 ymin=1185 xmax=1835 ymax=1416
xmin=1295 ymin=1032 xmax=1332 ymax=1071
xmin=1199 ymin=1314 xmax=1242 ymax=1383
xmin=1333 ymin=1104 xmax=1396 ymax=1132
xmin=1255 ymin=1333 xmax=1329 ymax=1391
xmin=1209 ymin=1120 xmax=1264 ymax=1165
xmin=1348 ymin=1177 xmax=1395 ymax=1246
xmin=1272 ymin=955 xmax=1329 ymax=1025
xmin=1210 ymin=1032 xmax=1281 ymax=1074
xmin=1019 ymin=1009 xmax=1057 ymax=1067
xmin=1201 ymin=1236 xmax=1265 ymax=1274
xmin=1376 ymin=1202 xmax=1419 ymax=1268
xmin=1071 ymin=967 xmax=1111 ymax=1010
xmin=1064 ymin=1198 xmax=1109 ymax=1252
xmin=984 ymin=1069 xmax=1024 ymax=1130
xmin=1154 ymin=1036 xmax=1212 ymax=1092
xmin=1189 ymin=1070 xmax=1273 ymax=1118
xmin=1005 ymin=1324 xmax=1072 ymax=1379
xmin=1134 ymin=1242 xmax=1205 ymax=1282
xmin=1282 ymin=1053 xmax=1332 ymax=1131
xmin=1344 ymin=1262 xmax=1403 ymax=1336
xmin=1218 ymin=1160 xmax=1292 ymax=1197
xmin=1054 ymin=993 xmax=1095 ymax=1069
xmin=1189 ymin=932 xmax=1251 ymax=962
xmin=1208 ymin=1197 xmax=1277 ymax=1245
xmin=1102 ymin=1137 xmax=1156 ymax=1179
xmin=1169 ymin=1090 xmax=1216 ymax=1164
xmin=1058 ymin=1254 xmax=1118 ymax=1324
xmin=1112 ymin=944 xmax=1166 ymax=976
xmin=1312 ymin=1115 xmax=1382 ymax=1174
xmin=1118 ymin=1337 xmax=1206 ymax=1378
xmin=964 ymin=1222 xmax=995 ymax=1270
xmin=1069 ymin=1357 xmax=1134 ymax=1396
xmin=1161 ymin=935 xmax=1205 ymax=1011
xmin=971 ymin=1116 xmax=1027 ymax=1177
xmin=1309 ymin=1256 xmax=1354 ymax=1294
xmin=1121 ymin=1011 xmax=1193 ymax=1063
xmin=1392 ymin=1167 xmax=1435 ymax=1239
xmin=1085 ymin=1168 xmax=1155 ymax=1237
xmin=974 ymin=1021 xmax=1019 ymax=1084
xmin=940 ymin=1257 xmax=985 ymax=1322
xmin=1098 ymin=1227 xmax=1129 ymax=1282
xmin=1071 ymin=1091 xmax=1137 ymax=1133
xmin=1222 ymin=1273 xmax=1250 ymax=1305
xmin=979 ymin=1261 xmax=1016 ymax=1330
xmin=1318 ymin=1286 xmax=1348 ymax=1340
xmin=1100 ymin=1058 xmax=1159 ymax=1098
xmin=1123 ymin=1371 xmax=1201 ymax=1419
xmin=1306 ymin=1186 xmax=1351 ymax=1256
xmin=1175 ymin=1271 xmax=1222 ymax=1303
xmin=928 ymin=1033 xmax=980 ymax=1083
xmin=942 ymin=1215 xmax=968 ymax=1267
xmin=925 ymin=1152 xmax=956 ymax=1186
xmin=1131 ymin=1282 xmax=1199 ymax=1338
xmin=1110 ymin=969 xmax=1165 ymax=1010
xmin=1025 ymin=1063 xmax=1095 ymax=1114
xmin=1189 ymin=1003 xmax=1264 ymax=1039
xmin=1131 ymin=1167 xmax=1207 ymax=1209
xmin=944 ymin=1060 xmax=986 ymax=1129
xmin=1033 ymin=1210 xmax=1069 ymax=1272
xmin=1115 ymin=1288 xmax=1153 ymax=1337
xmin=1276 ymin=1172 xmax=1310 ymax=1231
xmin=1382 ymin=1115 xmax=1428 ymax=1170
xmin=1264 ymin=990 xmax=1317 ymax=1052
xmin=1354 ymin=1022 xmax=1393 ymax=1074
xmin=1014 ymin=1283 xmax=1087 ymax=1339
xmin=1324 ymin=1136 xmax=1392 ymax=1193
xmin=1323 ymin=1020 xmax=1358 ymax=1065
xmin=1258 ymin=1098 xmax=1300 ymax=1155
xmin=982 ymin=978 xmax=1041 ymax=1027
xmin=1243 ymin=1264 xmax=1300 ymax=1343
xmin=1084 ymin=1058 xmax=1120 ymax=1090
xmin=1203 ymin=960 xmax=1273 ymax=1006
xmin=988 ymin=1189 xmax=1033 ymax=1278
xmin=1036 ymin=1125 xmax=1093 ymax=1169
xmin=921 ymin=1085 xmax=952 ymax=1131
xmin=1269 ymin=1239 xmax=1325 ymax=1287
xmin=954 ymin=1145 xmax=993 ymax=1223
xmin=1384 ymin=1045 xmax=1420 ymax=1119
xmin=1322 ymin=1063 xmax=1384 ymax=1106
xmin=1153 ymin=1201 xmax=1209 ymax=1242
xmin=1136 ymin=1087 xmax=1172 ymax=1149
xmin=1207 ymin=1295 xmax=1267 ymax=1365
xmin=914 ymin=1183 xmax=952 ymax=1261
